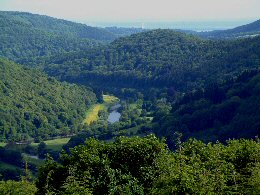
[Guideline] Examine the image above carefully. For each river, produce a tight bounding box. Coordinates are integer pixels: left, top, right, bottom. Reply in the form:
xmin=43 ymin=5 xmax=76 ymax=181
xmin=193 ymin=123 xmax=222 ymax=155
xmin=108 ymin=103 xmax=121 ymax=124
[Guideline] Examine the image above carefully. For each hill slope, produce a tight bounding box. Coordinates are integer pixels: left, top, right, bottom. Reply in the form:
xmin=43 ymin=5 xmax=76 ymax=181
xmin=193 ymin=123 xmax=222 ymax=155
xmin=105 ymin=26 xmax=147 ymax=37
xmin=0 ymin=58 xmax=96 ymax=141
xmin=39 ymin=29 xmax=260 ymax=92
xmin=0 ymin=11 xmax=116 ymax=64
xmin=154 ymin=70 xmax=260 ymax=144
xmin=199 ymin=19 xmax=260 ymax=39
xmin=0 ymin=11 xmax=116 ymax=41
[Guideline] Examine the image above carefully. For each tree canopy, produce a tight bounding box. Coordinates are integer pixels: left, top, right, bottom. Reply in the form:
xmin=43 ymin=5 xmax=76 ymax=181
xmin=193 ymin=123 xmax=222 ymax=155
xmin=36 ymin=135 xmax=260 ymax=194
xmin=37 ymin=29 xmax=260 ymax=92
xmin=0 ymin=58 xmax=96 ymax=141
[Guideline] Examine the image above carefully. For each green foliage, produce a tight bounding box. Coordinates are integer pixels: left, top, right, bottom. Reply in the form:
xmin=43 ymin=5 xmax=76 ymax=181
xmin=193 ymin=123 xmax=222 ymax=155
xmin=152 ymin=138 xmax=260 ymax=194
xmin=38 ymin=29 xmax=260 ymax=93
xmin=0 ymin=179 xmax=37 ymax=194
xmin=36 ymin=135 xmax=167 ymax=194
xmin=36 ymin=136 xmax=260 ymax=194
xmin=154 ymin=70 xmax=260 ymax=143
xmin=0 ymin=11 xmax=111 ymax=64
xmin=0 ymin=11 xmax=116 ymax=41
xmin=0 ymin=58 xmax=96 ymax=141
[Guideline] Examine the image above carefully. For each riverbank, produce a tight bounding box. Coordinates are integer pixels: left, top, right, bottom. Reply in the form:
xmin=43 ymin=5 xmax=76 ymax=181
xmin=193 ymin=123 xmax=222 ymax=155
xmin=83 ymin=94 xmax=120 ymax=125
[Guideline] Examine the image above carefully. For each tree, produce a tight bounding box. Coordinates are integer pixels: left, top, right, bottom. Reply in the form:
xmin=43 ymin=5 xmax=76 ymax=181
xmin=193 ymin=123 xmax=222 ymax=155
xmin=36 ymin=135 xmax=168 ymax=194
xmin=0 ymin=180 xmax=37 ymax=194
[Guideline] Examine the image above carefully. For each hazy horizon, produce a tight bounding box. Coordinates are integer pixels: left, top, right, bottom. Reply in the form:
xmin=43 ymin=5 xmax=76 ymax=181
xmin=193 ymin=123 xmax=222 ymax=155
xmin=82 ymin=19 xmax=256 ymax=31
xmin=0 ymin=9 xmax=257 ymax=31
xmin=1 ymin=0 xmax=259 ymax=31
xmin=1 ymin=0 xmax=259 ymax=24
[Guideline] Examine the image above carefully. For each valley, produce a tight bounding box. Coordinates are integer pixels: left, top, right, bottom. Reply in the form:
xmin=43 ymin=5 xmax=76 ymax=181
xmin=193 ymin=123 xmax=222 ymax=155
xmin=0 ymin=10 xmax=260 ymax=194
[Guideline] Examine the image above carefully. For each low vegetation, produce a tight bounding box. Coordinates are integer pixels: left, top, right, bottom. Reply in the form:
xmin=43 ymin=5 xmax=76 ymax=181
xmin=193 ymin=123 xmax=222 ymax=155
xmin=0 ymin=137 xmax=70 ymax=181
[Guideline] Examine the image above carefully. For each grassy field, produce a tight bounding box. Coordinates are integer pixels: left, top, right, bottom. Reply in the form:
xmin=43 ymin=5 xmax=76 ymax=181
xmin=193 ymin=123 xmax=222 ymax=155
xmin=103 ymin=94 xmax=119 ymax=104
xmin=84 ymin=94 xmax=119 ymax=125
xmin=44 ymin=138 xmax=70 ymax=151
xmin=0 ymin=142 xmax=7 ymax=147
xmin=84 ymin=104 xmax=105 ymax=125
xmin=31 ymin=137 xmax=70 ymax=151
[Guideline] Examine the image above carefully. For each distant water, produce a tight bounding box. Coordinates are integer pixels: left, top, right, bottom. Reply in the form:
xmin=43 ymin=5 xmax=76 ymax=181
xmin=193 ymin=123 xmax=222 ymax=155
xmin=84 ymin=19 xmax=256 ymax=32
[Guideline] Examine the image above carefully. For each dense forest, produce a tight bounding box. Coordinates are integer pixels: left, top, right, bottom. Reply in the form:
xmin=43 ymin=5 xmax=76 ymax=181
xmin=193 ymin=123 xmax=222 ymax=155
xmin=0 ymin=11 xmax=116 ymax=41
xmin=35 ymin=30 xmax=260 ymax=92
xmin=0 ymin=58 xmax=96 ymax=141
xmin=153 ymin=70 xmax=260 ymax=145
xmin=1 ymin=15 xmax=260 ymax=143
xmin=105 ymin=27 xmax=147 ymax=37
xmin=0 ymin=12 xmax=150 ymax=65
xmin=0 ymin=11 xmax=110 ymax=63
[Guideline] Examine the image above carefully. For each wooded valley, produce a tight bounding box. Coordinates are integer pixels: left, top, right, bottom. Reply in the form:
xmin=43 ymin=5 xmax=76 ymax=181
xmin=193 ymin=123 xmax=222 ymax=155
xmin=0 ymin=11 xmax=260 ymax=194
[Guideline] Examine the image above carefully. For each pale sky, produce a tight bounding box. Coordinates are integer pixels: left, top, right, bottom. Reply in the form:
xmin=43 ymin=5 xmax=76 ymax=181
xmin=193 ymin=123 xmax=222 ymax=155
xmin=0 ymin=0 xmax=259 ymax=22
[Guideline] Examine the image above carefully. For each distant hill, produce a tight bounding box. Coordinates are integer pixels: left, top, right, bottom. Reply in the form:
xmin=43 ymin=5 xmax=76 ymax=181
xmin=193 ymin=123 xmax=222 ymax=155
xmin=0 ymin=11 xmax=152 ymax=65
xmin=0 ymin=11 xmax=116 ymax=41
xmin=39 ymin=29 xmax=260 ymax=92
xmin=0 ymin=11 xmax=116 ymax=64
xmin=105 ymin=27 xmax=148 ymax=37
xmin=199 ymin=19 xmax=260 ymax=39
xmin=0 ymin=58 xmax=96 ymax=141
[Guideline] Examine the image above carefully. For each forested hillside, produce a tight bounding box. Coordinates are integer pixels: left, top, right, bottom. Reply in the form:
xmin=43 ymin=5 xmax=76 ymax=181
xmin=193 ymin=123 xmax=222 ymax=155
xmin=153 ymin=70 xmax=260 ymax=145
xmin=0 ymin=58 xmax=96 ymax=141
xmin=0 ymin=11 xmax=116 ymax=41
xmin=105 ymin=26 xmax=147 ymax=37
xmin=0 ymin=11 xmax=113 ymax=63
xmin=199 ymin=19 xmax=260 ymax=39
xmin=1 ymin=24 xmax=259 ymax=143
xmin=0 ymin=10 xmax=260 ymax=194
xmin=39 ymin=29 xmax=260 ymax=92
